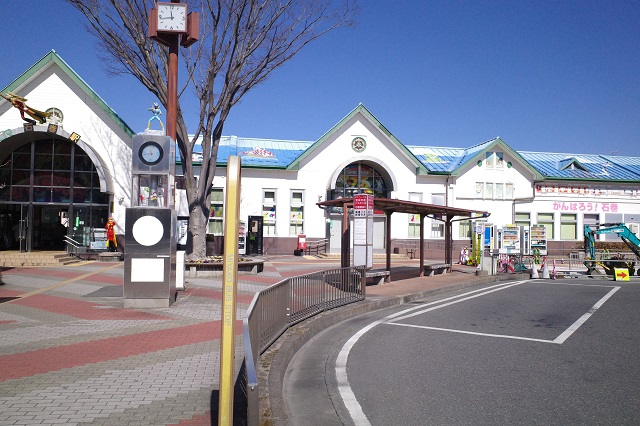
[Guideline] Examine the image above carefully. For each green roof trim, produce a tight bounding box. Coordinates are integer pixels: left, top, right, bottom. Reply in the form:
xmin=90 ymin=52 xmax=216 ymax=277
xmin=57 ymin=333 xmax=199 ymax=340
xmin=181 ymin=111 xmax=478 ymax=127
xmin=286 ymin=103 xmax=429 ymax=174
xmin=1 ymin=50 xmax=134 ymax=137
xmin=558 ymin=157 xmax=587 ymax=171
xmin=450 ymin=137 xmax=544 ymax=180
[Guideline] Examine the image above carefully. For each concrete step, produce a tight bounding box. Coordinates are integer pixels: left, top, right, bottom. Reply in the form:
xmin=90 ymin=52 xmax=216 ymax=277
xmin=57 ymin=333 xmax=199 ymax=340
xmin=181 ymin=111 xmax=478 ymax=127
xmin=0 ymin=251 xmax=81 ymax=267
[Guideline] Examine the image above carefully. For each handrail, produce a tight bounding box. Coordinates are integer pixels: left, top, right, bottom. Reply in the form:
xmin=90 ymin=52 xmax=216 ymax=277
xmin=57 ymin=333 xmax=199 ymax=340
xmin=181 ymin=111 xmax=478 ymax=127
xmin=304 ymin=238 xmax=328 ymax=255
xmin=63 ymin=236 xmax=83 ymax=257
xmin=63 ymin=235 xmax=83 ymax=249
xmin=242 ymin=265 xmax=366 ymax=424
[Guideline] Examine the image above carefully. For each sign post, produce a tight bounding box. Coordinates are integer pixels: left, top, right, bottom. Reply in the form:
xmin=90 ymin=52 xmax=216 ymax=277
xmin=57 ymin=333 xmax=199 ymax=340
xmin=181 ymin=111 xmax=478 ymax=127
xmin=218 ymin=156 xmax=241 ymax=425
xmin=353 ymin=194 xmax=373 ymax=269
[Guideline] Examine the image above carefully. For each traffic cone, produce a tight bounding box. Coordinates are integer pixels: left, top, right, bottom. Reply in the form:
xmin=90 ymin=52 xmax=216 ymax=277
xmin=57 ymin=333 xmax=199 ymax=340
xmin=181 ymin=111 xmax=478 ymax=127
xmin=542 ymin=262 xmax=550 ymax=279
xmin=530 ymin=265 xmax=539 ymax=279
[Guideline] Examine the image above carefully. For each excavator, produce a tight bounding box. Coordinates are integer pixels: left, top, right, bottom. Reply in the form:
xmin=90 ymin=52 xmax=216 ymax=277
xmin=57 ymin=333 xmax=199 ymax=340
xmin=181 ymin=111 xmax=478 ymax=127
xmin=584 ymin=223 xmax=640 ymax=276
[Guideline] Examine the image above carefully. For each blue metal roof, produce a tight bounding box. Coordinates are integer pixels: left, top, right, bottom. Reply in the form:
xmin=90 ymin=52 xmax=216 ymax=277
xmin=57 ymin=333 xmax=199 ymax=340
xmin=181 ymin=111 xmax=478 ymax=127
xmin=178 ymin=136 xmax=312 ymax=168
xmin=182 ymin=135 xmax=640 ymax=182
xmin=174 ymin=109 xmax=640 ymax=183
xmin=406 ymin=146 xmax=466 ymax=172
xmin=406 ymin=138 xmax=501 ymax=173
xmin=518 ymin=151 xmax=640 ymax=181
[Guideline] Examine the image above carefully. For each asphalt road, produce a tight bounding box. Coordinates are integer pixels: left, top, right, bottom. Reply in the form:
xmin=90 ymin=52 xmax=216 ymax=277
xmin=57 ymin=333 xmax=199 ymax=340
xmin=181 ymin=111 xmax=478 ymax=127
xmin=283 ymin=278 xmax=640 ymax=425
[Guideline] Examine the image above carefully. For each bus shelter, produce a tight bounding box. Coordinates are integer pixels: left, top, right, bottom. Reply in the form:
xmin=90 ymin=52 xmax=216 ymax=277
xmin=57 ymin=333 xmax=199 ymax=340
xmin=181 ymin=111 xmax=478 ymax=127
xmin=317 ymin=197 xmax=489 ymax=276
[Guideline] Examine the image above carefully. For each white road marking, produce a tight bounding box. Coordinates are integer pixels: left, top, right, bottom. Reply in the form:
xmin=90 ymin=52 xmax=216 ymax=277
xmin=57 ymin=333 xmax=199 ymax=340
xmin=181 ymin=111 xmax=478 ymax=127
xmin=335 ymin=280 xmax=520 ymax=425
xmin=387 ymin=322 xmax=556 ymax=343
xmin=389 ymin=280 xmax=528 ymax=323
xmin=553 ymin=285 xmax=620 ymax=344
xmin=335 ymin=280 xmax=620 ymax=424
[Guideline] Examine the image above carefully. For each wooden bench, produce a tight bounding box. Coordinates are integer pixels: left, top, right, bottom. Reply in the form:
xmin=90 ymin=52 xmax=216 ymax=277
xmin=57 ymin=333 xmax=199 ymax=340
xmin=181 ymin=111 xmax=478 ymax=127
xmin=423 ymin=263 xmax=451 ymax=276
xmin=365 ymin=269 xmax=391 ymax=285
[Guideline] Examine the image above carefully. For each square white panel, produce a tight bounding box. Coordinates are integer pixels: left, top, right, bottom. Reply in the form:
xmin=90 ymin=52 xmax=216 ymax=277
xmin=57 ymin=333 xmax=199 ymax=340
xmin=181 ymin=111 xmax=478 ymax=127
xmin=131 ymin=258 xmax=165 ymax=282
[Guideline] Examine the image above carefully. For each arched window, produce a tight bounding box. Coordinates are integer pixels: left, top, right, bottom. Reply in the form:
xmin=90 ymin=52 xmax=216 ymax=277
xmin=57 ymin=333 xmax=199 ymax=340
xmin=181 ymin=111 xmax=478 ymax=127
xmin=331 ymin=162 xmax=388 ymax=199
xmin=0 ymin=139 xmax=108 ymax=204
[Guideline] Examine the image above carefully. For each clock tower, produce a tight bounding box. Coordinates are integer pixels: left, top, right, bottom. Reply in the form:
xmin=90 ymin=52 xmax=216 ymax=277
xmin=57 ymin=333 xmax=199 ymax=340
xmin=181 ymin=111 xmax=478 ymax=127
xmin=131 ymin=134 xmax=174 ymax=208
xmin=124 ymin=134 xmax=177 ymax=309
xmin=124 ymin=1 xmax=198 ymax=308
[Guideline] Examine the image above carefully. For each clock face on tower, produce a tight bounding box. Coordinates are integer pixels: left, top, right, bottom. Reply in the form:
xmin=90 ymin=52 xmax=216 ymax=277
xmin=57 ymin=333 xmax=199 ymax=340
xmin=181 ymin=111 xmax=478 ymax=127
xmin=139 ymin=141 xmax=164 ymax=166
xmin=157 ymin=3 xmax=187 ymax=32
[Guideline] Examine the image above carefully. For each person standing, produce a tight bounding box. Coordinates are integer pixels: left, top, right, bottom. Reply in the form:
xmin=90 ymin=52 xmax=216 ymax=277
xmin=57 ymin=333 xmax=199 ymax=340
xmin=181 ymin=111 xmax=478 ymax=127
xmin=105 ymin=217 xmax=117 ymax=252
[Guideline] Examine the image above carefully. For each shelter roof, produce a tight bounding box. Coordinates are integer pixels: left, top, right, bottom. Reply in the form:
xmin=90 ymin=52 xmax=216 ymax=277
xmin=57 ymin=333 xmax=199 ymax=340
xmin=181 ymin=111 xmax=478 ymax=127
xmin=317 ymin=197 xmax=489 ymax=219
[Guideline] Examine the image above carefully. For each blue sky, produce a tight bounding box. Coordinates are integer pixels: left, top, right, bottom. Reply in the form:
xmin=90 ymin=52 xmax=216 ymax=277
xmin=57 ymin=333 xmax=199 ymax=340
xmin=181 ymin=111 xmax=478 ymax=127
xmin=3 ymin=0 xmax=640 ymax=155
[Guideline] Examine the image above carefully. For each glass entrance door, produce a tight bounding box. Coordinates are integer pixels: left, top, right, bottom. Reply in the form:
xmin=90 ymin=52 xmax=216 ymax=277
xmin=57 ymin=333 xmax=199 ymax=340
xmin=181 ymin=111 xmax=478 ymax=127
xmin=33 ymin=207 xmax=68 ymax=250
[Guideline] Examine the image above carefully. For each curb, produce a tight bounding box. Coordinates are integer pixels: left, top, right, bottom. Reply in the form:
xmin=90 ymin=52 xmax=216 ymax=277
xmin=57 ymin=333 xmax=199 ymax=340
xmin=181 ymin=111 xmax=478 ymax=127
xmin=260 ymin=272 xmax=528 ymax=424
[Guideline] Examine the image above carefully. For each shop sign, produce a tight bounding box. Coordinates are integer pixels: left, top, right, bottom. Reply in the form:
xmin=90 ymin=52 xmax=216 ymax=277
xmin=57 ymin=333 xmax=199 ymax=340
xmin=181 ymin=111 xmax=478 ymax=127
xmin=551 ymin=202 xmax=619 ymax=212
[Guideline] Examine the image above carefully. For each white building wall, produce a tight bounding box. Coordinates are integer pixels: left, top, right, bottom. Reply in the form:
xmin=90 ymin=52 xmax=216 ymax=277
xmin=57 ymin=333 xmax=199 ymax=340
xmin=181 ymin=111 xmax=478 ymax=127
xmin=0 ymin=65 xmax=132 ymax=231
xmin=453 ymin=151 xmax=534 ymax=232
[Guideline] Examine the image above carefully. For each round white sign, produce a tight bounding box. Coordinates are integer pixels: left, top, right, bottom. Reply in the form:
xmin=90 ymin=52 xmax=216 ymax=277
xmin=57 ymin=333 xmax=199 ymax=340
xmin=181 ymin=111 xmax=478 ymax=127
xmin=131 ymin=215 xmax=164 ymax=246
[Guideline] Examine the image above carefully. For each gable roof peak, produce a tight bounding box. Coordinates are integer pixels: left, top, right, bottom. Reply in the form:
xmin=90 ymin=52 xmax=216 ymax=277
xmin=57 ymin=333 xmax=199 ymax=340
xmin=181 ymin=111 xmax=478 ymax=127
xmin=2 ymin=50 xmax=134 ymax=137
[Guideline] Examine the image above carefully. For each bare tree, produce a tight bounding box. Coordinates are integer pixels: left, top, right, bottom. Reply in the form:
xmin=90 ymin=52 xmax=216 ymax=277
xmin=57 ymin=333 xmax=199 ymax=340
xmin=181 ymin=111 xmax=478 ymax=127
xmin=67 ymin=0 xmax=359 ymax=259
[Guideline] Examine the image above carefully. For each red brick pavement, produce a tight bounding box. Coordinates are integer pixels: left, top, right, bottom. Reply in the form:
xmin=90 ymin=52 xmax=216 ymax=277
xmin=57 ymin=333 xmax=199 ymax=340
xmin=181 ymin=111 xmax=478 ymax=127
xmin=1 ymin=320 xmax=242 ymax=381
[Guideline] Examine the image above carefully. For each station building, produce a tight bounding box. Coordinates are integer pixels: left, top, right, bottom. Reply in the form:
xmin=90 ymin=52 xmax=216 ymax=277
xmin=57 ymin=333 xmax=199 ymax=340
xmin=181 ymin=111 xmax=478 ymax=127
xmin=1 ymin=51 xmax=639 ymax=257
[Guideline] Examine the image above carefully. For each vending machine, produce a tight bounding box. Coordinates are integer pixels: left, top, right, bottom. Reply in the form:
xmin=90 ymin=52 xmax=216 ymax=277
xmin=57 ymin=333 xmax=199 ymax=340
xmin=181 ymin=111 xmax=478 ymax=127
xmin=499 ymin=224 xmax=520 ymax=254
xmin=484 ymin=223 xmax=495 ymax=253
xmin=520 ymin=226 xmax=530 ymax=255
xmin=238 ymin=220 xmax=247 ymax=255
xmin=529 ymin=225 xmax=547 ymax=255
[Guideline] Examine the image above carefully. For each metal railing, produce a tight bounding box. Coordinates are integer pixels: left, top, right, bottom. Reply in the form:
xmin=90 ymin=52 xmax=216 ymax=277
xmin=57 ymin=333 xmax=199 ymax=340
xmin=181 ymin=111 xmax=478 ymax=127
xmin=242 ymin=265 xmax=366 ymax=425
xmin=63 ymin=236 xmax=85 ymax=258
xmin=304 ymin=238 xmax=328 ymax=256
xmin=488 ymin=250 xmax=639 ymax=276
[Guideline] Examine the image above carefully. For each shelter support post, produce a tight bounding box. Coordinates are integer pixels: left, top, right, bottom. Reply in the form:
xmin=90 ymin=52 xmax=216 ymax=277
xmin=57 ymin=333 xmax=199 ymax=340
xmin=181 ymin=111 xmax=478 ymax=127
xmin=341 ymin=201 xmax=350 ymax=269
xmin=419 ymin=214 xmax=425 ymax=277
xmin=445 ymin=216 xmax=452 ymax=271
xmin=386 ymin=211 xmax=392 ymax=272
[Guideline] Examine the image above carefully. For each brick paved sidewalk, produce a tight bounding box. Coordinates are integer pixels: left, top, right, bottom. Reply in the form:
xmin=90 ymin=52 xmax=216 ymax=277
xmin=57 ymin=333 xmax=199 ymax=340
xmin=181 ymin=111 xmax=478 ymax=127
xmin=0 ymin=256 xmax=358 ymax=425
xmin=0 ymin=255 xmax=493 ymax=425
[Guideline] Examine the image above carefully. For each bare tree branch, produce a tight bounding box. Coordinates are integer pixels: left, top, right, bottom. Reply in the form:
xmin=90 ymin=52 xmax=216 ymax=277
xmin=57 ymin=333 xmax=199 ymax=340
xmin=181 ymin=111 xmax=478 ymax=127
xmin=66 ymin=0 xmax=359 ymax=259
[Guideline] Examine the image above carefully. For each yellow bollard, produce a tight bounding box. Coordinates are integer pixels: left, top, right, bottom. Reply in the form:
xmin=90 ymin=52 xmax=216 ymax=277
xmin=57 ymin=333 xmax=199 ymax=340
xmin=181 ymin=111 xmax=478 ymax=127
xmin=218 ymin=156 xmax=241 ymax=425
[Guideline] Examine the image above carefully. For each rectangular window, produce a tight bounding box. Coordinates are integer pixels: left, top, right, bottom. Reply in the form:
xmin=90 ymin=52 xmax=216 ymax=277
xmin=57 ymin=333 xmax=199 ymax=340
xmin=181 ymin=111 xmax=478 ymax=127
xmin=560 ymin=213 xmax=577 ymax=240
xmin=431 ymin=193 xmax=445 ymax=206
xmin=262 ymin=189 xmax=276 ymax=236
xmin=486 ymin=152 xmax=494 ymax=168
xmin=496 ymin=152 xmax=504 ymax=168
xmin=430 ymin=220 xmax=444 ymax=238
xmin=408 ymin=192 xmax=422 ymax=238
xmin=495 ymin=183 xmax=503 ymax=199
xmin=430 ymin=193 xmax=445 ymax=237
xmin=408 ymin=215 xmax=421 ymax=238
xmin=459 ymin=220 xmax=472 ymax=239
xmin=505 ymin=183 xmax=514 ymax=199
xmin=515 ymin=212 xmax=530 ymax=229
xmin=475 ymin=182 xmax=484 ymax=198
xmin=583 ymin=213 xmax=600 ymax=240
xmin=289 ymin=190 xmax=304 ymax=236
xmin=485 ymin=183 xmax=493 ymax=199
xmin=208 ymin=188 xmax=224 ymax=235
xmin=537 ymin=213 xmax=554 ymax=239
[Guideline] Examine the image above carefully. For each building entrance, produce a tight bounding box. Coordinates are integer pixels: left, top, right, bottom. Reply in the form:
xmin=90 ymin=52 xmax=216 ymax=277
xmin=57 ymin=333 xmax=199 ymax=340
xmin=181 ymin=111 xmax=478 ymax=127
xmin=0 ymin=132 xmax=110 ymax=252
